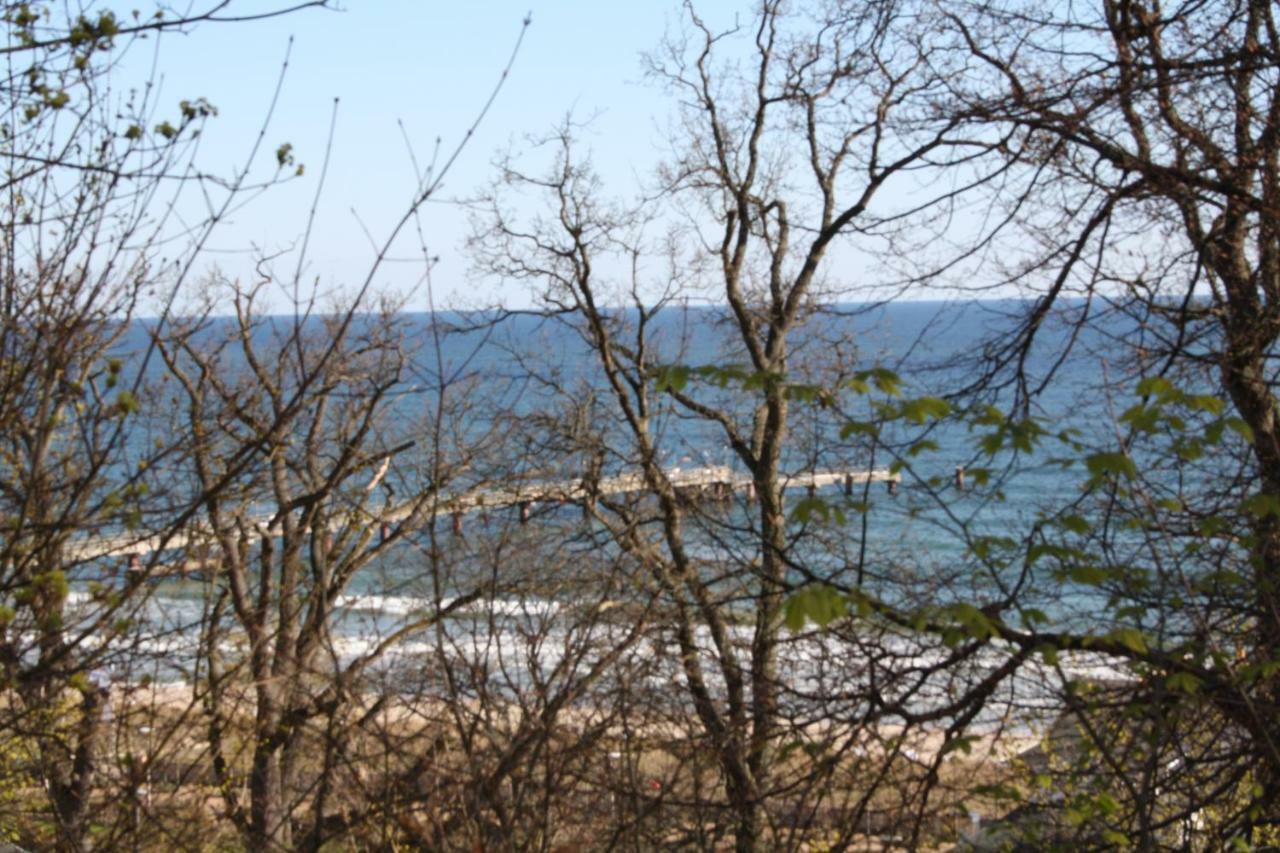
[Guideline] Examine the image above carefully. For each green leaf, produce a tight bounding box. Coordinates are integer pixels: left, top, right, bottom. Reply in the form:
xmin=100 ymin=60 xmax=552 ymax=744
xmin=1095 ymin=791 xmax=1121 ymax=816
xmin=1226 ymin=417 xmax=1255 ymax=442
xmin=810 ymin=586 xmax=848 ymax=627
xmin=872 ymin=368 xmax=901 ymax=396
xmin=906 ymin=438 xmax=938 ymax=457
xmin=783 ymin=585 xmax=848 ymax=631
xmin=1101 ymin=829 xmax=1131 ymax=848
xmin=1067 ymin=564 xmax=1109 ymax=585
xmin=1175 ymin=440 xmax=1204 ymax=461
xmin=1027 ymin=542 xmax=1074 ymax=564
xmin=1085 ymin=451 xmax=1137 ymax=480
xmin=854 ymin=367 xmax=901 ymax=397
xmin=1166 ymin=671 xmax=1200 ymax=695
xmin=845 ymin=377 xmax=870 ymax=394
xmin=115 ymin=390 xmax=140 ymax=416
xmin=941 ymin=735 xmax=975 ymax=756
xmin=653 ymin=365 xmax=690 ymax=393
xmin=944 ymin=603 xmax=997 ymax=639
xmin=973 ymin=782 xmax=1023 ymax=802
xmin=1060 ymin=514 xmax=1090 ymax=534
xmin=840 ymin=420 xmax=878 ymax=439
xmin=1009 ymin=419 xmax=1045 ymax=452
xmin=973 ymin=404 xmax=1005 ymax=426
xmin=1106 ymin=627 xmax=1148 ymax=655
xmin=1188 ymin=394 xmax=1226 ymax=415
xmin=1242 ymin=493 xmax=1280 ymax=519
xmin=900 ymin=396 xmax=951 ymax=424
xmin=1120 ymin=403 xmax=1161 ymax=433
xmin=785 ymin=383 xmax=821 ymax=403
xmin=1136 ymin=376 xmax=1174 ymax=397
xmin=789 ymin=496 xmax=829 ymax=524
xmin=783 ymin=594 xmax=808 ymax=631
xmin=1199 ymin=516 xmax=1227 ymax=537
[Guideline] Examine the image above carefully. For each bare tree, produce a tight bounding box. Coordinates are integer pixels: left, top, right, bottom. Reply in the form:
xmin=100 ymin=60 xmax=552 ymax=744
xmin=27 ymin=0 xmax=1280 ymax=847
xmin=156 ymin=280 xmax=427 ymax=850
xmin=0 ymin=3 xmax=328 ymax=848
xmin=883 ymin=0 xmax=1280 ymax=844
xmin=469 ymin=2 xmax=1026 ymax=848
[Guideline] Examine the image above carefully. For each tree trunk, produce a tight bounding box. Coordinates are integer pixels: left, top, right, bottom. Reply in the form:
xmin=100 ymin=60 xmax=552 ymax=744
xmin=249 ymin=733 xmax=290 ymax=852
xmin=49 ymin=685 xmax=105 ymax=852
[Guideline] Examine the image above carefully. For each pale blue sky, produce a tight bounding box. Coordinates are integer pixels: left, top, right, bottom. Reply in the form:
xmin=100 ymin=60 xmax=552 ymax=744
xmin=119 ymin=1 xmax=748 ymax=312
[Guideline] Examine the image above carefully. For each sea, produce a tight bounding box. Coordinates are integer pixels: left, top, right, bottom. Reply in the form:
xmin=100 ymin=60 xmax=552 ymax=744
xmin=54 ymin=299 xmax=1200 ymax=729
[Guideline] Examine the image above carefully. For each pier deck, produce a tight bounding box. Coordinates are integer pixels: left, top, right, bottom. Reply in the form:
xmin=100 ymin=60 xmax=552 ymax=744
xmin=67 ymin=465 xmax=898 ymax=563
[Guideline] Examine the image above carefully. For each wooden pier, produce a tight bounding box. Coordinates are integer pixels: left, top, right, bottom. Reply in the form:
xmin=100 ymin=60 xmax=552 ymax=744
xmin=67 ymin=465 xmax=899 ymax=564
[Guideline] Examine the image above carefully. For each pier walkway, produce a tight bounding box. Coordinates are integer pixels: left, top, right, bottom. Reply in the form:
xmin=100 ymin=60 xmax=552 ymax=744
xmin=67 ymin=465 xmax=898 ymax=564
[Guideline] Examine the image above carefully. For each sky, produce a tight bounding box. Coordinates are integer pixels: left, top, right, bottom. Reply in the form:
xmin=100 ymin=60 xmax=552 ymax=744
xmin=113 ymin=1 xmax=750 ymax=313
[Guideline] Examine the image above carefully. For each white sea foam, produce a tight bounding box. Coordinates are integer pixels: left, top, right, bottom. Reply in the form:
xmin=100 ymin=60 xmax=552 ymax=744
xmin=335 ymin=593 xmax=430 ymax=616
xmin=47 ymin=584 xmax=1140 ymax=733
xmin=335 ymin=592 xmax=562 ymax=620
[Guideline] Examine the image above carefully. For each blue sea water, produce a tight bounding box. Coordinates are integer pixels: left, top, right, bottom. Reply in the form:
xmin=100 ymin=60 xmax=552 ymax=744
xmin=405 ymin=298 xmax=1124 ymax=558
xmin=77 ymin=298 xmax=1169 ymax=690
